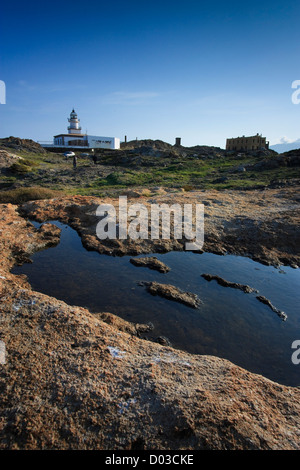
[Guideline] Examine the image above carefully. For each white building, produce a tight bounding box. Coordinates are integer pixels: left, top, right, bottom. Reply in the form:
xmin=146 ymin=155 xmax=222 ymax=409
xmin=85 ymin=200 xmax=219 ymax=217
xmin=42 ymin=109 xmax=120 ymax=150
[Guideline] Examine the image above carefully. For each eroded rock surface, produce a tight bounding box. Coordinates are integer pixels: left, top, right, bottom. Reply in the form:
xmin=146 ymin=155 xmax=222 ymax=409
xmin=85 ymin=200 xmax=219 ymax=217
xmin=130 ymin=256 xmax=170 ymax=273
xmin=19 ymin=187 xmax=300 ymax=267
xmin=256 ymin=295 xmax=287 ymax=321
xmin=201 ymin=273 xmax=257 ymax=293
xmin=0 ymin=150 xmax=22 ymax=169
xmin=0 ymin=199 xmax=300 ymax=450
xmin=93 ymin=311 xmax=154 ymax=337
xmin=138 ymin=281 xmax=202 ymax=309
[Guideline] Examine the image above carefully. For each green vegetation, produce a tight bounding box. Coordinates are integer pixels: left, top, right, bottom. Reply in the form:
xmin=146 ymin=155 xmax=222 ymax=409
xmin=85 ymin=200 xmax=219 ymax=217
xmin=9 ymin=158 xmax=40 ymax=175
xmin=0 ymin=145 xmax=299 ymax=199
xmin=87 ymin=155 xmax=271 ymax=190
xmin=0 ymin=187 xmax=64 ymax=204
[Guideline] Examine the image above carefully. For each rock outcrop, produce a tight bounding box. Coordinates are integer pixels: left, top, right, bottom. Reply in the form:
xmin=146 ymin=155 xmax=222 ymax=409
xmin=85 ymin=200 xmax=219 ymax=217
xmin=201 ymin=273 xmax=257 ymax=293
xmin=0 ymin=150 xmax=22 ymax=169
xmin=0 ymin=199 xmax=299 ymax=450
xmin=19 ymin=187 xmax=300 ymax=267
xmin=0 ymin=137 xmax=46 ymax=154
xmin=130 ymin=256 xmax=170 ymax=273
xmin=138 ymin=281 xmax=201 ymax=309
xmin=256 ymin=295 xmax=287 ymax=321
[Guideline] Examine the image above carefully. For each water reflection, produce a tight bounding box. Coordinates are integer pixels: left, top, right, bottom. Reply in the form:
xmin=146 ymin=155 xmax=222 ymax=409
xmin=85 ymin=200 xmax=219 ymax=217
xmin=12 ymin=220 xmax=300 ymax=386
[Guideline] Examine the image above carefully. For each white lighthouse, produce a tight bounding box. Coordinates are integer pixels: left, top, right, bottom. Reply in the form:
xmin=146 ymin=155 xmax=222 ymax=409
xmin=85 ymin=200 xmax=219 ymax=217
xmin=68 ymin=109 xmax=82 ymax=134
xmin=49 ymin=109 xmax=120 ymax=150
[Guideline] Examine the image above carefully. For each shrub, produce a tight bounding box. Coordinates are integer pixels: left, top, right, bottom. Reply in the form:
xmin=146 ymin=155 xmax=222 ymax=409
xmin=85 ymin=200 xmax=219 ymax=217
xmin=9 ymin=159 xmax=39 ymax=174
xmin=0 ymin=187 xmax=64 ymax=204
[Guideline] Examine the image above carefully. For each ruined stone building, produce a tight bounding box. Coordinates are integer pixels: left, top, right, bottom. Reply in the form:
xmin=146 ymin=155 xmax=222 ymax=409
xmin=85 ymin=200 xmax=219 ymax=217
xmin=226 ymin=134 xmax=269 ymax=151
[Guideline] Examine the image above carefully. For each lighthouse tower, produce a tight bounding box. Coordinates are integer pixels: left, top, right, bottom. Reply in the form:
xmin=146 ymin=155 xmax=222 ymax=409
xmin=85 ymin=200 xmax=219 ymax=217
xmin=68 ymin=109 xmax=82 ymax=134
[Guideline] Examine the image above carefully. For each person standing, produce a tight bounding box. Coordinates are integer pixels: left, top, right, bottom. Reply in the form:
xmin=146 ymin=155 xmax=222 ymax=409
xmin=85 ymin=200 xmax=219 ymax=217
xmin=73 ymin=154 xmax=77 ymax=169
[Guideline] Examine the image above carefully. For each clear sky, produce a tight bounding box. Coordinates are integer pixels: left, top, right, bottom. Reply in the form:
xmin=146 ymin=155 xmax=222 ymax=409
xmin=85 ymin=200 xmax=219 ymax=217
xmin=0 ymin=0 xmax=299 ymax=148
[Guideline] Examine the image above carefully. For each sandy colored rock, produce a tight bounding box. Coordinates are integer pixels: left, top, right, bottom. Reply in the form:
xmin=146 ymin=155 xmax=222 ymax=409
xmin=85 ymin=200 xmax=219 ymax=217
xmin=0 ymin=285 xmax=300 ymax=450
xmin=93 ymin=311 xmax=154 ymax=337
xmin=0 ymin=150 xmax=22 ymax=168
xmin=0 ymin=198 xmax=299 ymax=450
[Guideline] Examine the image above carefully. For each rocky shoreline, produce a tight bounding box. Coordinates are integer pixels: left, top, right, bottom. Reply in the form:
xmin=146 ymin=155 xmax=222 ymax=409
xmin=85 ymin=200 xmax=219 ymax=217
xmin=0 ymin=189 xmax=300 ymax=449
xmin=18 ymin=186 xmax=300 ymax=267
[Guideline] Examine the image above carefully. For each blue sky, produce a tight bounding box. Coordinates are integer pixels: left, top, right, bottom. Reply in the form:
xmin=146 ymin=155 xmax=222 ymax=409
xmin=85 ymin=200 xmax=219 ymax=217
xmin=0 ymin=0 xmax=299 ymax=148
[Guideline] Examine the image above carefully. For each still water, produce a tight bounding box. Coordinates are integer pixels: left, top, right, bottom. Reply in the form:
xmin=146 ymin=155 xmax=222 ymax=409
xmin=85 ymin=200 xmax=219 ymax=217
xmin=12 ymin=220 xmax=300 ymax=386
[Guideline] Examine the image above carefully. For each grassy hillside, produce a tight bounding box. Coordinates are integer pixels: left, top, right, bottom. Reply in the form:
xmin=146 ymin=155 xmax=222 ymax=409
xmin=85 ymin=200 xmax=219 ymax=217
xmin=0 ymin=139 xmax=299 ymax=200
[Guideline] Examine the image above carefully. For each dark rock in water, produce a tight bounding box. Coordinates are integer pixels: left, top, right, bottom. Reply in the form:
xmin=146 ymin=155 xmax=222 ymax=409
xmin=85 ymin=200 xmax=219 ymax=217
xmin=256 ymin=295 xmax=287 ymax=321
xmin=138 ymin=281 xmax=202 ymax=309
xmin=136 ymin=322 xmax=154 ymax=334
xmin=156 ymin=336 xmax=172 ymax=347
xmin=130 ymin=256 xmax=170 ymax=273
xmin=201 ymin=273 xmax=257 ymax=293
xmin=13 ymin=252 xmax=33 ymax=266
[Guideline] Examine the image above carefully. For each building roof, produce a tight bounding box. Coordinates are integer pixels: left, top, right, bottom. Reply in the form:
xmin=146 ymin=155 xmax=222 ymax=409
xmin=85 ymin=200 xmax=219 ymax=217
xmin=54 ymin=133 xmax=86 ymax=138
